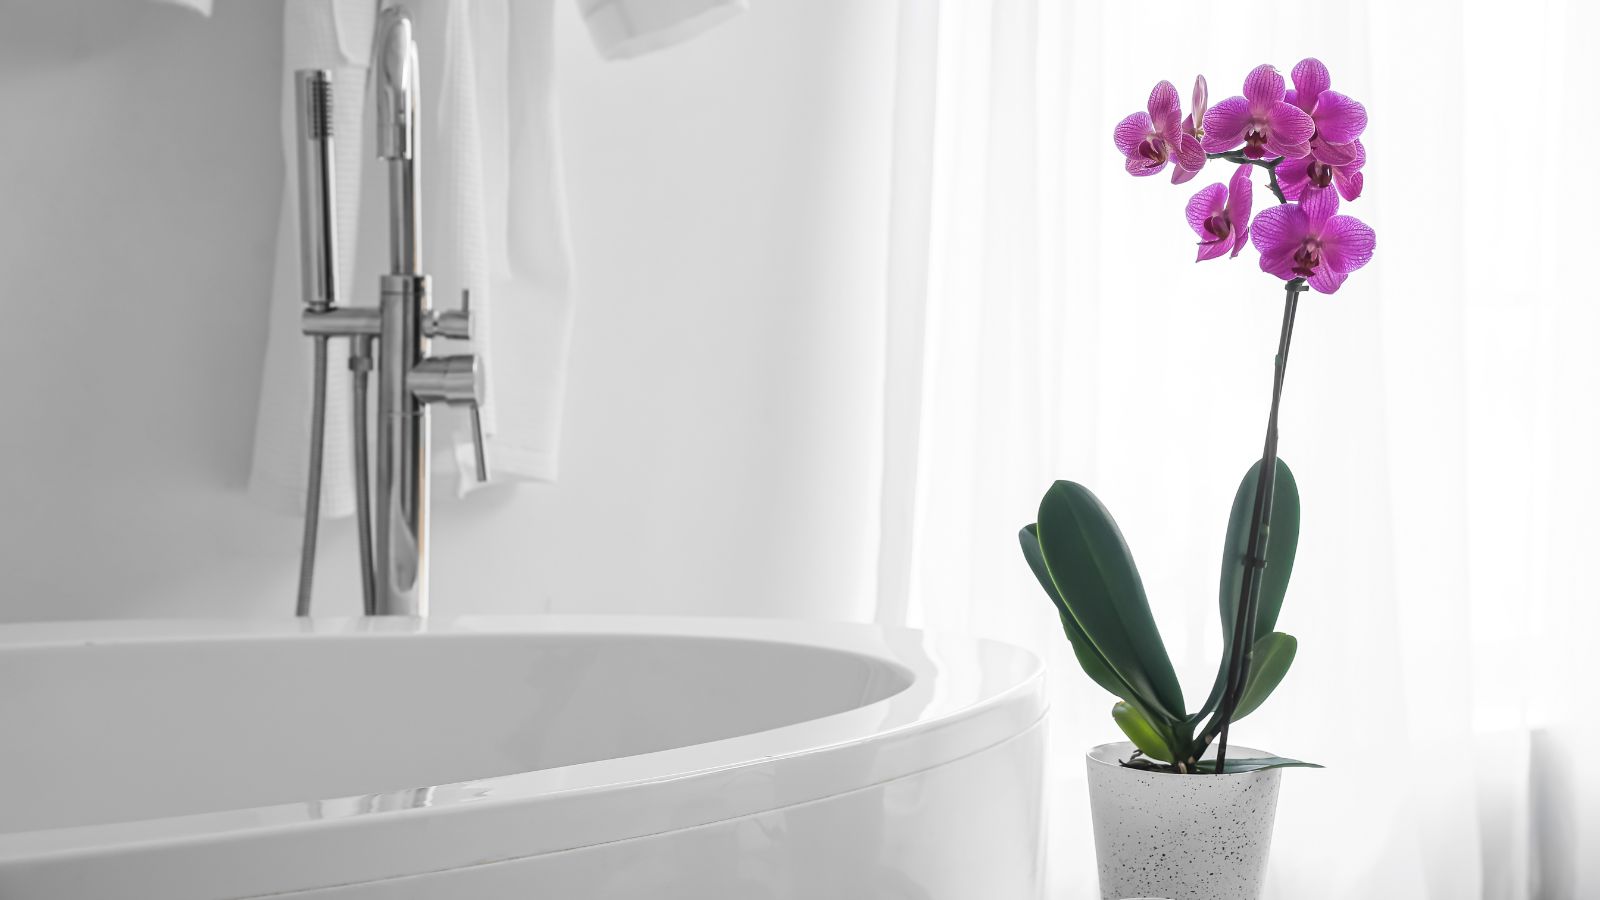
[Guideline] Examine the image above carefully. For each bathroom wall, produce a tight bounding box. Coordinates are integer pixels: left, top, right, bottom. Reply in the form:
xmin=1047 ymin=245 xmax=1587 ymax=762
xmin=0 ymin=0 xmax=897 ymax=623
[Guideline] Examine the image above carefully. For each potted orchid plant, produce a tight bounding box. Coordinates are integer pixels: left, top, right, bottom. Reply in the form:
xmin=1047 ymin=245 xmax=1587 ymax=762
xmin=1019 ymin=59 xmax=1374 ymax=900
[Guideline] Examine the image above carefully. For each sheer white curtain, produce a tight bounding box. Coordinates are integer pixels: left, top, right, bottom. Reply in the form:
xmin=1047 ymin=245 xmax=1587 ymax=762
xmin=875 ymin=0 xmax=1600 ymax=897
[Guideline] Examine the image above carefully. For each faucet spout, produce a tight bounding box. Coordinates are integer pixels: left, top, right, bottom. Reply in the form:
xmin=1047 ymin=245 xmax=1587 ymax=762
xmin=374 ymin=6 xmax=418 ymax=162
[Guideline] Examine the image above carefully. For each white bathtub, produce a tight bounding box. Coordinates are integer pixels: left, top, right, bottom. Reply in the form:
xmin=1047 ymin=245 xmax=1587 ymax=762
xmin=0 ymin=616 xmax=1046 ymax=898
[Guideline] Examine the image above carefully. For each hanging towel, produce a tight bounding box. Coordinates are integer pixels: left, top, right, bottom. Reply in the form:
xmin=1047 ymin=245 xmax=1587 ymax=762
xmin=149 ymin=0 xmax=214 ymax=13
xmin=579 ymin=0 xmax=748 ymax=60
xmin=246 ymin=0 xmax=749 ymax=516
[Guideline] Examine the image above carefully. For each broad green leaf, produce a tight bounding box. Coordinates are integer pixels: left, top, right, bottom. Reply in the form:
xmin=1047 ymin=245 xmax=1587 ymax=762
xmin=1019 ymin=525 xmax=1126 ymax=700
xmin=1034 ymin=482 xmax=1185 ymax=724
xmin=1192 ymin=756 xmax=1323 ymax=774
xmin=1022 ymin=525 xmax=1180 ymax=733
xmin=1231 ymin=632 xmax=1296 ymax=722
xmin=1196 ymin=459 xmax=1300 ymax=722
xmin=1112 ymin=701 xmax=1176 ymax=762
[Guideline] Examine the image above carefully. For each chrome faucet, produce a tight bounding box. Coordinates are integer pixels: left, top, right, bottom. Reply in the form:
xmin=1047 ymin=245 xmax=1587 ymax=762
xmin=293 ymin=5 xmax=486 ymax=618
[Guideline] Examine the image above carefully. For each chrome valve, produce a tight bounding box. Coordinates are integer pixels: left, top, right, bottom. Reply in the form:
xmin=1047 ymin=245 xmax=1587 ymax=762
xmin=411 ymin=351 xmax=489 ymax=484
xmin=425 ymin=288 xmax=474 ymax=341
xmin=410 ymin=353 xmax=482 ymax=406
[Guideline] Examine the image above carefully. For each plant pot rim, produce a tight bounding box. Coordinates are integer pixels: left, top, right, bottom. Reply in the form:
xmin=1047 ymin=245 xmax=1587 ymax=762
xmin=1086 ymin=740 xmax=1277 ymax=777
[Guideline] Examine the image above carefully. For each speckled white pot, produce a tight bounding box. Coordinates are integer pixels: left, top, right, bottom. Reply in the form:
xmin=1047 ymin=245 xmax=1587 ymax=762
xmin=1085 ymin=741 xmax=1282 ymax=900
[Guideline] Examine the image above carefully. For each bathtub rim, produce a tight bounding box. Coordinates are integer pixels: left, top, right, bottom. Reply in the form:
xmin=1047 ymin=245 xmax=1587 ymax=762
xmin=0 ymin=615 xmax=1046 ymax=898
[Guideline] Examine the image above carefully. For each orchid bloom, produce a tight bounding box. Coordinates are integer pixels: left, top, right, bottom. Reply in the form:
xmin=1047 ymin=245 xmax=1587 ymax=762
xmin=1285 ymin=58 xmax=1368 ymax=151
xmin=1250 ymin=186 xmax=1375 ymax=294
xmin=1115 ymin=80 xmax=1206 ymax=179
xmin=1278 ymin=138 xmax=1365 ymax=202
xmin=1186 ymin=165 xmax=1254 ymax=261
xmin=1278 ymin=57 xmax=1368 ymax=200
xmin=1182 ymin=75 xmax=1209 ymax=143
xmin=1172 ymin=75 xmax=1209 ymax=184
xmin=1201 ymin=65 xmax=1315 ymax=160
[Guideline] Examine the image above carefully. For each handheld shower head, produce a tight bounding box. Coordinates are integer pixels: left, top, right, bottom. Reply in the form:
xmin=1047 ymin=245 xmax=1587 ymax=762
xmin=294 ymin=69 xmax=339 ymax=311
xmin=292 ymin=68 xmax=341 ymax=615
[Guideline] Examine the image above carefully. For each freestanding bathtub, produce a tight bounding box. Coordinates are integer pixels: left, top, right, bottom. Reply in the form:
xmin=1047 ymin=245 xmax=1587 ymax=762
xmin=0 ymin=615 xmax=1046 ymax=898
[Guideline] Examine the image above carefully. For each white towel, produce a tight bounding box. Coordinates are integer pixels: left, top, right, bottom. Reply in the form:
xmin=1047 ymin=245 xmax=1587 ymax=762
xmin=241 ymin=0 xmax=747 ymax=515
xmin=149 ymin=0 xmax=214 ymax=13
xmin=579 ymin=0 xmax=749 ymax=60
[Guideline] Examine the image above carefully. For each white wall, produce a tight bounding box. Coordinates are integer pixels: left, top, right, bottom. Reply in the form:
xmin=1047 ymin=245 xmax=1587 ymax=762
xmin=0 ymin=0 xmax=897 ymax=623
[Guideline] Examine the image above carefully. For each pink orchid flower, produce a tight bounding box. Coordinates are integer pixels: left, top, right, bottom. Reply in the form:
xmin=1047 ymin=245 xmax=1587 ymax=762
xmin=1278 ymin=138 xmax=1365 ymax=202
xmin=1281 ymin=57 xmax=1368 ymax=200
xmin=1202 ymin=64 xmax=1315 ymax=160
xmin=1250 ymin=186 xmax=1375 ymax=294
xmin=1172 ymin=75 xmax=1209 ymax=184
xmin=1115 ymin=80 xmax=1206 ymax=179
xmin=1284 ymin=57 xmax=1368 ymax=149
xmin=1182 ymin=75 xmax=1209 ymax=143
xmin=1186 ymin=165 xmax=1254 ymax=261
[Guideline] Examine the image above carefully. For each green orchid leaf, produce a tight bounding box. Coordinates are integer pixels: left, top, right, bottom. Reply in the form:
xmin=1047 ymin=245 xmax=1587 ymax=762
xmin=1020 ymin=525 xmax=1126 ymax=700
xmin=1192 ymin=756 xmax=1323 ymax=774
xmin=1197 ymin=459 xmax=1300 ymax=722
xmin=1022 ymin=525 xmax=1182 ymax=732
xmin=1231 ymin=632 xmax=1297 ymax=722
xmin=1034 ymin=482 xmax=1186 ymax=724
xmin=1112 ymin=701 xmax=1176 ymax=762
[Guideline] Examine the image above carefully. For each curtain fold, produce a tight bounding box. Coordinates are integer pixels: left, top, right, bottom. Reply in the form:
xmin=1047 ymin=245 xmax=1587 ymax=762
xmin=875 ymin=0 xmax=1598 ymax=896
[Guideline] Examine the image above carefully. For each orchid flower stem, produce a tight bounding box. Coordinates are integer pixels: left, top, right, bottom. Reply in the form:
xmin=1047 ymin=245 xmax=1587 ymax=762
xmin=1194 ymin=276 xmax=1306 ymax=773
xmin=1205 ymin=151 xmax=1289 ymax=204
